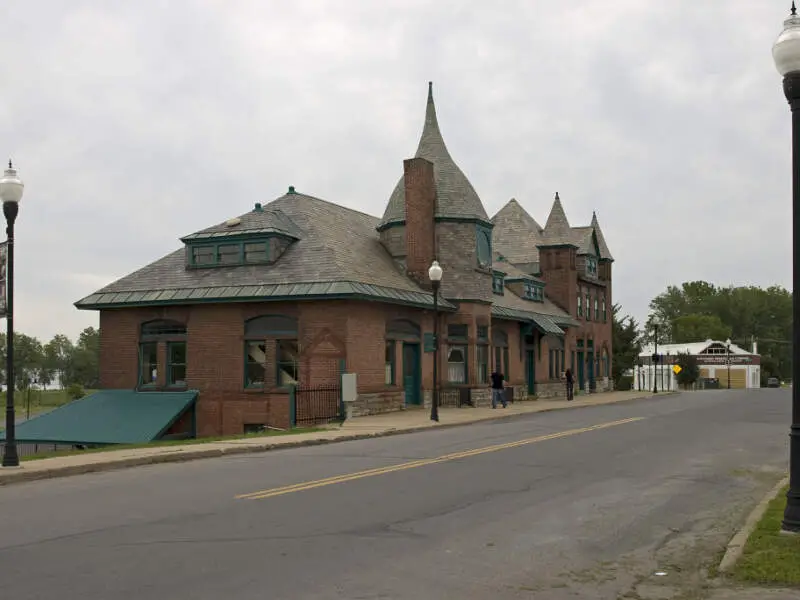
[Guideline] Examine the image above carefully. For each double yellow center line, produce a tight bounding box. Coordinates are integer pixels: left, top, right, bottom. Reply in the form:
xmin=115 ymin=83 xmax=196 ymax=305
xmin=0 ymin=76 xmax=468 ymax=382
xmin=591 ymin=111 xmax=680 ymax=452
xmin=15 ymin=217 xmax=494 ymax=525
xmin=236 ymin=417 xmax=644 ymax=501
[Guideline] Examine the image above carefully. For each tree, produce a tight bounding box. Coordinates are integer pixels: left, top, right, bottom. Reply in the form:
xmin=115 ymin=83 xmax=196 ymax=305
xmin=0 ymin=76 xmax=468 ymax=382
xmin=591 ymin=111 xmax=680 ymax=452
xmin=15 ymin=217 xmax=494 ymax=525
xmin=671 ymin=314 xmax=731 ymax=344
xmin=0 ymin=332 xmax=45 ymax=390
xmin=612 ymin=304 xmax=642 ymax=389
xmin=44 ymin=334 xmax=75 ymax=388
xmin=674 ymin=352 xmax=700 ymax=389
xmin=647 ymin=281 xmax=792 ymax=381
xmin=70 ymin=327 xmax=100 ymax=389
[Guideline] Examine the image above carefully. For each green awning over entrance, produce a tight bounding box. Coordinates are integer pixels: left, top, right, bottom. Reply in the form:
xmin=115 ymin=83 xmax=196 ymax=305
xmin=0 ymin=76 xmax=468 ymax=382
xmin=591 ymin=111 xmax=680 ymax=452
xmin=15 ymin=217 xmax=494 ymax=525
xmin=0 ymin=390 xmax=198 ymax=445
xmin=529 ymin=314 xmax=565 ymax=336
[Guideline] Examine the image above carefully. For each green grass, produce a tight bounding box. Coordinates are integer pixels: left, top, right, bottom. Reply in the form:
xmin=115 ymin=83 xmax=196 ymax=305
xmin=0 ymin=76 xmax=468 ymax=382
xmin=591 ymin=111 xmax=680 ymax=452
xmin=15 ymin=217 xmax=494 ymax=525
xmin=733 ymin=485 xmax=800 ymax=587
xmin=0 ymin=388 xmax=91 ymax=419
xmin=19 ymin=427 xmax=324 ymax=462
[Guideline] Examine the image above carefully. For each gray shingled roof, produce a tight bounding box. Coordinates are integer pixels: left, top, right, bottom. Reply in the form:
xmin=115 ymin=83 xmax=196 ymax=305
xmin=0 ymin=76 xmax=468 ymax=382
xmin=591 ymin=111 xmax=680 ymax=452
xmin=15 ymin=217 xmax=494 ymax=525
xmin=180 ymin=206 xmax=304 ymax=241
xmin=491 ymin=198 xmax=543 ymax=266
xmin=494 ymin=254 xmax=543 ymax=283
xmin=572 ymin=226 xmax=595 ymax=255
xmin=591 ymin=211 xmax=614 ymax=261
xmin=377 ymin=83 xmax=490 ymax=230
xmin=76 ymin=192 xmax=457 ymax=311
xmin=491 ymin=286 xmax=576 ymax=332
xmin=538 ymin=193 xmax=578 ymax=248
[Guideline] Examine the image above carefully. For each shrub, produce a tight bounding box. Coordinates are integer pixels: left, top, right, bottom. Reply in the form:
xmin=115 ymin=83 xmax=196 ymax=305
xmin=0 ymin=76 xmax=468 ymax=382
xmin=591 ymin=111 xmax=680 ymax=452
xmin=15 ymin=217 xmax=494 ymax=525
xmin=616 ymin=375 xmax=633 ymax=391
xmin=67 ymin=383 xmax=86 ymax=400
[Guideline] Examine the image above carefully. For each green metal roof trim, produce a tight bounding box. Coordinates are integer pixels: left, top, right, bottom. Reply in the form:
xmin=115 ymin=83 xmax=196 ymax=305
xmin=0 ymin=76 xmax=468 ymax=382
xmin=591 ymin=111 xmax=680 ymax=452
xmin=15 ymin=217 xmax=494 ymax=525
xmin=180 ymin=227 xmax=301 ymax=242
xmin=491 ymin=305 xmax=565 ymax=336
xmin=0 ymin=390 xmax=198 ymax=445
xmin=75 ymin=281 xmax=457 ymax=311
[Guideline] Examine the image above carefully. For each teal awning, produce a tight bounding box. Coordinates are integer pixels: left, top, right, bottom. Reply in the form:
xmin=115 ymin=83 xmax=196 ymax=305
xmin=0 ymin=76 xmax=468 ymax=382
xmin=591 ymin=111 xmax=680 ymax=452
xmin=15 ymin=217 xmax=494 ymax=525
xmin=0 ymin=390 xmax=198 ymax=445
xmin=530 ymin=314 xmax=565 ymax=336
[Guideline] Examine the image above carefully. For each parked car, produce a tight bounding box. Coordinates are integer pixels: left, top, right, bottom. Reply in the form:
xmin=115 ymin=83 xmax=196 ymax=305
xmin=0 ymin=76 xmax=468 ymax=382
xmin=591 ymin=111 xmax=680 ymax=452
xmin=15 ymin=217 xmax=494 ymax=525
xmin=767 ymin=377 xmax=780 ymax=388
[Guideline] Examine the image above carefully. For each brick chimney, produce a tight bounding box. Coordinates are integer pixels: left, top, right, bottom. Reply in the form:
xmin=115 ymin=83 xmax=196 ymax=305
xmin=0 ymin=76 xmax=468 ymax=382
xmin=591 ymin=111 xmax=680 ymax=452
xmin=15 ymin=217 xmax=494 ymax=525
xmin=403 ymin=157 xmax=436 ymax=287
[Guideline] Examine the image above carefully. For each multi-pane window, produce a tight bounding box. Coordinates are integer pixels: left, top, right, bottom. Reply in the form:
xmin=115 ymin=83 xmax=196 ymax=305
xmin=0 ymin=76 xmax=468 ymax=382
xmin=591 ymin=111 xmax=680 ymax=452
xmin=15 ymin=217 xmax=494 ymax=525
xmin=577 ymin=293 xmax=583 ymax=317
xmin=524 ymin=282 xmax=544 ymax=301
xmin=587 ymin=257 xmax=598 ymax=276
xmin=189 ymin=237 xmax=273 ymax=267
xmin=594 ymin=298 xmax=599 ymax=321
xmin=243 ymin=315 xmax=299 ymax=388
xmin=217 ymin=244 xmax=241 ymax=264
xmin=602 ymin=298 xmax=607 ymax=322
xmin=167 ymin=342 xmax=187 ymax=386
xmin=191 ymin=246 xmax=214 ymax=265
xmin=244 ymin=241 xmax=269 ymax=263
xmin=586 ymin=293 xmax=591 ymax=320
xmin=492 ymin=328 xmax=509 ymax=379
xmin=139 ymin=319 xmax=187 ymax=388
xmin=476 ymin=345 xmax=489 ymax=384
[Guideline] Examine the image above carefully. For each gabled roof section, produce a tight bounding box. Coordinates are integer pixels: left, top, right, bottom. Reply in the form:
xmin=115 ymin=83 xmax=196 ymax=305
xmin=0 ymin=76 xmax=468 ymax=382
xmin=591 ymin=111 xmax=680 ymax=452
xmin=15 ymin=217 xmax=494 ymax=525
xmin=495 ymin=255 xmax=544 ymax=283
xmin=76 ymin=191 xmax=456 ymax=312
xmin=538 ymin=193 xmax=578 ymax=248
xmin=181 ymin=205 xmax=304 ymax=242
xmin=491 ymin=287 xmax=577 ymax=331
xmin=491 ymin=198 xmax=544 ymax=265
xmin=377 ymin=82 xmax=491 ymax=230
xmin=591 ymin=211 xmax=614 ymax=261
xmin=571 ymin=226 xmax=595 ymax=256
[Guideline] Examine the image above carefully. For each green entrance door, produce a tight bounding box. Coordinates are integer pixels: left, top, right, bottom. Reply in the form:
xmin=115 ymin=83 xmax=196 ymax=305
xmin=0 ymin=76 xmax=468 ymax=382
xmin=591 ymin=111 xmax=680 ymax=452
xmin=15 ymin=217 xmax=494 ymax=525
xmin=525 ymin=350 xmax=536 ymax=395
xmin=577 ymin=351 xmax=585 ymax=390
xmin=403 ymin=342 xmax=422 ymax=406
xmin=588 ymin=352 xmax=595 ymax=391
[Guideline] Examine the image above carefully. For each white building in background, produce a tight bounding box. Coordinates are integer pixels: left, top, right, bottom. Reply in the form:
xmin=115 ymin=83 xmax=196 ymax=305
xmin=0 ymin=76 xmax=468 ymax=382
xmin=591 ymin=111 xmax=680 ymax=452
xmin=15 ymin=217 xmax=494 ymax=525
xmin=633 ymin=339 xmax=761 ymax=391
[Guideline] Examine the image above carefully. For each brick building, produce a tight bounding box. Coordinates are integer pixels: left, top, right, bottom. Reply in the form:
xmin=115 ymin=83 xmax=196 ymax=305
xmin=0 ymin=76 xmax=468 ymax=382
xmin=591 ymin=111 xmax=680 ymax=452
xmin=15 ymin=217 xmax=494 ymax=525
xmin=75 ymin=82 xmax=615 ymax=436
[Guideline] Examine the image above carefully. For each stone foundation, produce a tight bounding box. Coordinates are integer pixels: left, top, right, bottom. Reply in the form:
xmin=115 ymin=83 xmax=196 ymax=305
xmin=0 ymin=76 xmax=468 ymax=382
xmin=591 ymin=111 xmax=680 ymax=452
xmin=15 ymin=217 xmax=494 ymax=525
xmin=350 ymin=390 xmax=406 ymax=418
xmin=536 ymin=382 xmax=568 ymax=399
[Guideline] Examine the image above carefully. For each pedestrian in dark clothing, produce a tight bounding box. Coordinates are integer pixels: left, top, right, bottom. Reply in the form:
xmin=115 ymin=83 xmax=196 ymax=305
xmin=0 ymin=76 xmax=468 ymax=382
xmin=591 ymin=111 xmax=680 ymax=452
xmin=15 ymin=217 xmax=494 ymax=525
xmin=565 ymin=368 xmax=574 ymax=401
xmin=490 ymin=370 xmax=507 ymax=408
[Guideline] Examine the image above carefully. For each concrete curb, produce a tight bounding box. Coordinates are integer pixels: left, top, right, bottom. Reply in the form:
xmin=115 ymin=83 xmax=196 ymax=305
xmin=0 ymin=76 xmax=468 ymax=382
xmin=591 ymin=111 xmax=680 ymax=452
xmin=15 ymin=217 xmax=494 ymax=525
xmin=0 ymin=391 xmax=668 ymax=487
xmin=718 ymin=476 xmax=790 ymax=574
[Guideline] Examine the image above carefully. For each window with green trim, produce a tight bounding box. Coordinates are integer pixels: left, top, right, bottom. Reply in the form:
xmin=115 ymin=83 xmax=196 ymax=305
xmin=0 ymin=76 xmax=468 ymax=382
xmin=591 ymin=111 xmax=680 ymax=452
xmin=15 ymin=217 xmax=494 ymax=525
xmin=139 ymin=342 xmax=158 ymax=386
xmin=447 ymin=346 xmax=467 ymax=383
xmin=523 ymin=282 xmax=545 ymax=302
xmin=476 ymin=226 xmax=492 ymax=268
xmin=167 ymin=342 xmax=187 ymax=386
xmin=385 ymin=340 xmax=395 ymax=385
xmin=476 ymin=345 xmax=489 ymax=384
xmin=243 ymin=315 xmax=299 ymax=388
xmin=577 ymin=293 xmax=583 ymax=317
xmin=593 ymin=298 xmax=599 ymax=321
xmin=492 ymin=275 xmax=504 ymax=295
xmin=586 ymin=256 xmax=598 ymax=277
xmin=602 ymin=298 xmax=607 ymax=322
xmin=189 ymin=237 xmax=274 ymax=268
xmin=492 ymin=328 xmax=509 ymax=379
xmin=586 ymin=293 xmax=591 ymax=320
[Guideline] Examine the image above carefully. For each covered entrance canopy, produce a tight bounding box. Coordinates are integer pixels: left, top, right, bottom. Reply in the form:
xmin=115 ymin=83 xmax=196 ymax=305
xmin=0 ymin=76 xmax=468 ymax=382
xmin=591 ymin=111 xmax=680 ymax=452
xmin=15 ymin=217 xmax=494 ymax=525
xmin=0 ymin=390 xmax=198 ymax=445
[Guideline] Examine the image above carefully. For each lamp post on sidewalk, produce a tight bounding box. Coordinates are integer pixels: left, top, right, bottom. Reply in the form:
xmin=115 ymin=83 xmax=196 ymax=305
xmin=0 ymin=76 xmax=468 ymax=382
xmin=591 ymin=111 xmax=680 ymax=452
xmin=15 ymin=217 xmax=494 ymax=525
xmin=1 ymin=161 xmax=24 ymax=468
xmin=652 ymin=324 xmax=659 ymax=395
xmin=428 ymin=260 xmax=443 ymax=422
xmin=726 ymin=338 xmax=732 ymax=390
xmin=773 ymin=2 xmax=800 ymax=533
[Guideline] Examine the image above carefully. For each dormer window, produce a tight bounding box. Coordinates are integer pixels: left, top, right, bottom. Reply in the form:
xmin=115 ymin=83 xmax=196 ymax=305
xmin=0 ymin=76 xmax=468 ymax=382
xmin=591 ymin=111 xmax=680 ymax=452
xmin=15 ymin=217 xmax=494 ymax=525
xmin=492 ymin=274 xmax=504 ymax=295
xmin=586 ymin=256 xmax=598 ymax=277
xmin=188 ymin=237 xmax=273 ymax=268
xmin=523 ymin=282 xmax=544 ymax=302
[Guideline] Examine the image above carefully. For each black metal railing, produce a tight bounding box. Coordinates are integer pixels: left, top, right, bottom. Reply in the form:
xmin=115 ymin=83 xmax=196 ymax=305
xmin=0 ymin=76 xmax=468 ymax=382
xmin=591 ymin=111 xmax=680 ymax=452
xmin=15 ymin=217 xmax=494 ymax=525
xmin=0 ymin=442 xmax=84 ymax=459
xmin=294 ymin=384 xmax=343 ymax=426
xmin=437 ymin=388 xmax=473 ymax=408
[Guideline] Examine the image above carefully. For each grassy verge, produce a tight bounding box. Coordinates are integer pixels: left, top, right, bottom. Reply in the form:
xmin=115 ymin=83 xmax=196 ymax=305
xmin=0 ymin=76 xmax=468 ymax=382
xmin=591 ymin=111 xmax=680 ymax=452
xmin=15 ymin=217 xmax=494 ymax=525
xmin=733 ymin=485 xmax=800 ymax=587
xmin=1 ymin=388 xmax=91 ymax=420
xmin=19 ymin=427 xmax=324 ymax=462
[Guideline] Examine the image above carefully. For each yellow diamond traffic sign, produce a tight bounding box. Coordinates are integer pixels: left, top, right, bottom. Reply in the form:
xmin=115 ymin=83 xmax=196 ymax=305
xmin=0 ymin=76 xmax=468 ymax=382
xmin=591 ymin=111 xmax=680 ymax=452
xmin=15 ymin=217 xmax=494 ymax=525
xmin=672 ymin=364 xmax=682 ymax=375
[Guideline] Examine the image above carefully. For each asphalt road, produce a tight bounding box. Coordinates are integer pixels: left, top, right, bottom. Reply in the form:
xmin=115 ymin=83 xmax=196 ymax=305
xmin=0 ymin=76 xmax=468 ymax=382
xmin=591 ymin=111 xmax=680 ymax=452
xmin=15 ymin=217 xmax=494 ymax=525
xmin=0 ymin=390 xmax=791 ymax=600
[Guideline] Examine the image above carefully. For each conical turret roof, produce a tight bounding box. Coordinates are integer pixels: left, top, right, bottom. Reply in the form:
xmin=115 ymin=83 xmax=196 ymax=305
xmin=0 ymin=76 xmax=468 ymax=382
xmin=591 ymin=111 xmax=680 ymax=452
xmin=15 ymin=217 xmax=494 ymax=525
xmin=491 ymin=198 xmax=544 ymax=265
xmin=538 ymin=193 xmax=578 ymax=247
xmin=377 ymin=82 xmax=491 ymax=230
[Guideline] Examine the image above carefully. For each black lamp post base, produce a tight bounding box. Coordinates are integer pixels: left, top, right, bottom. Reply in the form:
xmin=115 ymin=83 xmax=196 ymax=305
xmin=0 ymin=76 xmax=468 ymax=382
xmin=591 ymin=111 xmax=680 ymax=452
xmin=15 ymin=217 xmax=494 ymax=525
xmin=2 ymin=448 xmax=20 ymax=468
xmin=781 ymin=489 xmax=800 ymax=533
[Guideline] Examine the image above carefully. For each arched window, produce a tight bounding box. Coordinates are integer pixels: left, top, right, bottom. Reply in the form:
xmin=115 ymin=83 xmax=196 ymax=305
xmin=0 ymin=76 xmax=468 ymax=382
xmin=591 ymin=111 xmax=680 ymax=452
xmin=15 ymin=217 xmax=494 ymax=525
xmin=244 ymin=315 xmax=299 ymax=388
xmin=477 ymin=227 xmax=492 ymax=267
xmin=138 ymin=320 xmax=187 ymax=389
xmin=602 ymin=348 xmax=610 ymax=378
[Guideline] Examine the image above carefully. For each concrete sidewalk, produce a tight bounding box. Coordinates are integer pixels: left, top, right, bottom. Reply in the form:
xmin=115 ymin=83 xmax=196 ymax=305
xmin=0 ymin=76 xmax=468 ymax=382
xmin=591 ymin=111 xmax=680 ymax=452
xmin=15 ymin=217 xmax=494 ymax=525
xmin=0 ymin=389 xmax=663 ymax=486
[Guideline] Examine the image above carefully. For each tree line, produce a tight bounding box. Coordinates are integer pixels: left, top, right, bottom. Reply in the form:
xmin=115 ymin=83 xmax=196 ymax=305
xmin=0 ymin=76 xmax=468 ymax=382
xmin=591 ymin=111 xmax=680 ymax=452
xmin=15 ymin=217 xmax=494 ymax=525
xmin=0 ymin=327 xmax=100 ymax=391
xmin=613 ymin=281 xmax=791 ymax=388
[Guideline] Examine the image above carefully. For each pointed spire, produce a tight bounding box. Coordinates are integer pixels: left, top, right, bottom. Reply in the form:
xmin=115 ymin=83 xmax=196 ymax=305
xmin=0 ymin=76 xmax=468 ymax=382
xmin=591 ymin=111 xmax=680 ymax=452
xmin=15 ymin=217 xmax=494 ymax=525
xmin=539 ymin=192 xmax=577 ymax=248
xmin=415 ymin=80 xmax=451 ymax=160
xmin=793 ymin=1 xmax=797 ymax=16
xmin=590 ymin=210 xmax=614 ymax=261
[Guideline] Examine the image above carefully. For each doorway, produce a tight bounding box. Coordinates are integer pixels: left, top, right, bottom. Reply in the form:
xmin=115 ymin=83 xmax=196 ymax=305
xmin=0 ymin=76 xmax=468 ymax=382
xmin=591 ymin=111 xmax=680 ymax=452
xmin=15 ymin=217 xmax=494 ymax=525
xmin=402 ymin=343 xmax=422 ymax=405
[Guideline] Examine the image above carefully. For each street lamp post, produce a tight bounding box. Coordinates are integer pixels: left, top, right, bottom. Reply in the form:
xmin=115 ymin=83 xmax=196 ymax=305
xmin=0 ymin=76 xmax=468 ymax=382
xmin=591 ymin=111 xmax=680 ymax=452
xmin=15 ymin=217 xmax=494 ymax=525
xmin=1 ymin=161 xmax=24 ymax=468
xmin=652 ymin=324 xmax=659 ymax=395
xmin=773 ymin=2 xmax=800 ymax=533
xmin=726 ymin=338 xmax=732 ymax=390
xmin=428 ymin=260 xmax=443 ymax=422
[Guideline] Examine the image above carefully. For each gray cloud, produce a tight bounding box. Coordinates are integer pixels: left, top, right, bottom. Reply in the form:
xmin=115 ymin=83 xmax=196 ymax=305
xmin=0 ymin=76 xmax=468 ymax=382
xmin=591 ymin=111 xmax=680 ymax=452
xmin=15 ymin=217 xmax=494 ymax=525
xmin=0 ymin=0 xmax=791 ymax=341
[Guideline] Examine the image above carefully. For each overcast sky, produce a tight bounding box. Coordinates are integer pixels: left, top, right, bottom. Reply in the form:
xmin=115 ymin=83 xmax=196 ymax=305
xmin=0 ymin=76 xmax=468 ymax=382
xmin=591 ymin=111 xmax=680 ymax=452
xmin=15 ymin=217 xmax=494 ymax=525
xmin=0 ymin=0 xmax=792 ymax=343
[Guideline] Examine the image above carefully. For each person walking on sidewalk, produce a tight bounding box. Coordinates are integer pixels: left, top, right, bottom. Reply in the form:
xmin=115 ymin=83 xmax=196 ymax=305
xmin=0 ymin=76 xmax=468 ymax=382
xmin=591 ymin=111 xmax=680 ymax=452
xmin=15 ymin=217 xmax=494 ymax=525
xmin=565 ymin=368 xmax=574 ymax=401
xmin=490 ymin=369 xmax=507 ymax=409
